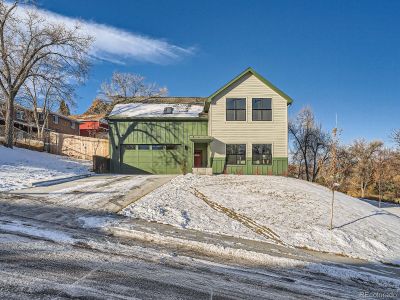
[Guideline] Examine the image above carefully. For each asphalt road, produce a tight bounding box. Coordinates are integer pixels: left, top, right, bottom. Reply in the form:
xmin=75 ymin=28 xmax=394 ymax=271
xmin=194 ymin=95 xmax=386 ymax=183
xmin=0 ymin=175 xmax=399 ymax=299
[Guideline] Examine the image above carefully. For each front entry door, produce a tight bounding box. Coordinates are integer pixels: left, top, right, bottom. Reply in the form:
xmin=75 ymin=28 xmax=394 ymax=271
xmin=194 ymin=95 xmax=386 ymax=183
xmin=194 ymin=150 xmax=202 ymax=167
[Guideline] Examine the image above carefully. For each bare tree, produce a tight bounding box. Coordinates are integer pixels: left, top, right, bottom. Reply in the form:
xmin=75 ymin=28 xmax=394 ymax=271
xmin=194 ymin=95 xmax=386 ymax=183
xmin=101 ymin=71 xmax=168 ymax=103
xmin=349 ymin=139 xmax=383 ymax=198
xmin=289 ymin=107 xmax=331 ymax=182
xmin=392 ymin=129 xmax=400 ymax=148
xmin=19 ymin=74 xmax=75 ymax=139
xmin=373 ymin=148 xmax=393 ymax=208
xmin=0 ymin=1 xmax=92 ymax=148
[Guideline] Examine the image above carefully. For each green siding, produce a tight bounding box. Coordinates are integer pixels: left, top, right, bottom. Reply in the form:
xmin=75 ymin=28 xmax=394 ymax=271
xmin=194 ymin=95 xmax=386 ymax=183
xmin=109 ymin=120 xmax=208 ymax=174
xmin=109 ymin=119 xmax=288 ymax=175
xmin=211 ymin=157 xmax=288 ymax=175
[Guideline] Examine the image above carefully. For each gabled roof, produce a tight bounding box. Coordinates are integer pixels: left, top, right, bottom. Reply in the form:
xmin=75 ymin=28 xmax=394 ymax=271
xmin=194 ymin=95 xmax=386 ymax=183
xmin=205 ymin=67 xmax=293 ymax=112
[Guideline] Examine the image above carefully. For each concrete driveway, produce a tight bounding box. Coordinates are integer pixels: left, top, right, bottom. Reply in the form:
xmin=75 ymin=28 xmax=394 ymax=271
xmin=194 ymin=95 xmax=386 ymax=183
xmin=9 ymin=174 xmax=175 ymax=212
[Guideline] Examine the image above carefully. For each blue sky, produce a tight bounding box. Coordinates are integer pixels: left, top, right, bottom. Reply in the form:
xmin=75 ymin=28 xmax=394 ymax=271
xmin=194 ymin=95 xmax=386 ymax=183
xmin=37 ymin=0 xmax=399 ymax=145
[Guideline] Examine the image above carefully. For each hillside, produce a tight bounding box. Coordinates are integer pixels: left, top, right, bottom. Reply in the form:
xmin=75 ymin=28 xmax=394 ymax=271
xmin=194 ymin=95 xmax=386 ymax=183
xmin=123 ymin=174 xmax=400 ymax=264
xmin=0 ymin=146 xmax=91 ymax=191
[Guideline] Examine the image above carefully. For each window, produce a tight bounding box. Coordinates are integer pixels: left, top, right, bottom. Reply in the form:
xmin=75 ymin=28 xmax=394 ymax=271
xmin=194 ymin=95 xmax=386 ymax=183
xmin=16 ymin=111 xmax=24 ymax=120
xmin=252 ymin=144 xmax=272 ymax=165
xmin=71 ymin=121 xmax=75 ymax=129
xmin=152 ymin=145 xmax=165 ymax=150
xmin=252 ymin=98 xmax=272 ymax=121
xmin=166 ymin=144 xmax=179 ymax=150
xmin=226 ymin=98 xmax=246 ymax=121
xmin=38 ymin=113 xmax=44 ymax=121
xmin=52 ymin=115 xmax=59 ymax=124
xmin=123 ymin=144 xmax=136 ymax=150
xmin=138 ymin=145 xmax=150 ymax=150
xmin=226 ymin=144 xmax=246 ymax=165
xmin=163 ymin=107 xmax=174 ymax=114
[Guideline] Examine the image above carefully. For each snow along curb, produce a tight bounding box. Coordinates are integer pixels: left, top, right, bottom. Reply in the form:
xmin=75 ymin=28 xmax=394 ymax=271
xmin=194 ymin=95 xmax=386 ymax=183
xmin=109 ymin=226 xmax=400 ymax=289
xmin=109 ymin=226 xmax=305 ymax=268
xmin=31 ymin=173 xmax=93 ymax=187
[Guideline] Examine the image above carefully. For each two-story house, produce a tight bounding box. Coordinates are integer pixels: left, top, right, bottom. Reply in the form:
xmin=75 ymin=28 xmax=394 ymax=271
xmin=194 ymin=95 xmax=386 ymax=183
xmin=107 ymin=68 xmax=292 ymax=175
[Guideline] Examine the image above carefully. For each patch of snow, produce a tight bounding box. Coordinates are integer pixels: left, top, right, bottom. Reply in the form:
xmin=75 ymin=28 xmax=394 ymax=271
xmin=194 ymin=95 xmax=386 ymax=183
xmin=109 ymin=103 xmax=204 ymax=118
xmin=0 ymin=146 xmax=92 ymax=191
xmin=123 ymin=174 xmax=400 ymax=264
xmin=307 ymin=263 xmax=400 ymax=289
xmin=0 ymin=219 xmax=75 ymax=243
xmin=47 ymin=175 xmax=149 ymax=207
xmin=78 ymin=216 xmax=116 ymax=228
xmin=112 ymin=225 xmax=400 ymax=289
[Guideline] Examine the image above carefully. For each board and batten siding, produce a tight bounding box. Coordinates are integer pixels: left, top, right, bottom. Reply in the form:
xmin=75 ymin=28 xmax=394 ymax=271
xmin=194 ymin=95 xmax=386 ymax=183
xmin=209 ymin=73 xmax=288 ymax=159
xmin=108 ymin=119 xmax=208 ymax=174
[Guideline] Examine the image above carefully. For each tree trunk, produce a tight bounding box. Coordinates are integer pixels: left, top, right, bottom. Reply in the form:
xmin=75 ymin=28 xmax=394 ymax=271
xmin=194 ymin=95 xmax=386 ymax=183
xmin=361 ymin=184 xmax=365 ymax=198
xmin=4 ymin=96 xmax=14 ymax=148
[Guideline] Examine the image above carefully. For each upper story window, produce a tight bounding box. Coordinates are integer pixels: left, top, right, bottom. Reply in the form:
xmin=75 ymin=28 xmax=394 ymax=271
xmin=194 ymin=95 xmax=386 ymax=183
xmin=252 ymin=98 xmax=272 ymax=121
xmin=38 ymin=113 xmax=44 ymax=121
xmin=226 ymin=144 xmax=246 ymax=165
xmin=252 ymin=144 xmax=272 ymax=165
xmin=226 ymin=98 xmax=246 ymax=121
xmin=52 ymin=115 xmax=59 ymax=124
xmin=16 ymin=111 xmax=24 ymax=121
xmin=71 ymin=121 xmax=75 ymax=129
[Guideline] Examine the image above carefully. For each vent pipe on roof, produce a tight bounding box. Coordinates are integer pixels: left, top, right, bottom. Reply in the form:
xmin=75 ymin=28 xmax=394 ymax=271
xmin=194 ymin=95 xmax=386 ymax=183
xmin=163 ymin=107 xmax=174 ymax=114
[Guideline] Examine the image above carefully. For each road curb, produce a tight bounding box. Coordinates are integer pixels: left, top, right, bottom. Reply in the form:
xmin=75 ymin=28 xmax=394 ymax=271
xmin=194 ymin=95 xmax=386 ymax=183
xmin=31 ymin=173 xmax=93 ymax=187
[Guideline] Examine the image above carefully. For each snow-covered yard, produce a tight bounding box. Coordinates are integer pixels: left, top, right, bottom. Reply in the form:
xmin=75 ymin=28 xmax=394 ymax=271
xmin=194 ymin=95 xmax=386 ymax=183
xmin=0 ymin=146 xmax=92 ymax=191
xmin=123 ymin=174 xmax=400 ymax=264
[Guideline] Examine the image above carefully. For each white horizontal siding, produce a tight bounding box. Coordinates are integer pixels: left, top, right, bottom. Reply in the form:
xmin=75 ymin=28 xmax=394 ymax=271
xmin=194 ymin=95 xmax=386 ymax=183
xmin=209 ymin=73 xmax=288 ymax=157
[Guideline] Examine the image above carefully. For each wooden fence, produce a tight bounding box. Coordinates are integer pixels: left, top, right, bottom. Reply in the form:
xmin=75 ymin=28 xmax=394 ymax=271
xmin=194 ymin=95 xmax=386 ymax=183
xmin=0 ymin=125 xmax=45 ymax=151
xmin=49 ymin=132 xmax=109 ymax=161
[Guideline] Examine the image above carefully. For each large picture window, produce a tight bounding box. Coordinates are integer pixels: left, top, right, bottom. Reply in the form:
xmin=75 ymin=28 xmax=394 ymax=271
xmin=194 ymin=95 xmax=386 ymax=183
xmin=252 ymin=98 xmax=272 ymax=121
xmin=226 ymin=144 xmax=246 ymax=165
xmin=252 ymin=144 xmax=272 ymax=165
xmin=226 ymin=98 xmax=246 ymax=121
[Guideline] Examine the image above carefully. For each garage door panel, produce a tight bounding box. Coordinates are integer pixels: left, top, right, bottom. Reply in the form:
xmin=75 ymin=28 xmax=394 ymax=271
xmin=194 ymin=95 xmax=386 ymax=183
xmin=120 ymin=144 xmax=183 ymax=174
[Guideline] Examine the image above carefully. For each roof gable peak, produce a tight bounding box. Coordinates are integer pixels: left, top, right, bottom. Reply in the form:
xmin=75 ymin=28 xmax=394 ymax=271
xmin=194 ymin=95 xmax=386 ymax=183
xmin=205 ymin=67 xmax=293 ymax=112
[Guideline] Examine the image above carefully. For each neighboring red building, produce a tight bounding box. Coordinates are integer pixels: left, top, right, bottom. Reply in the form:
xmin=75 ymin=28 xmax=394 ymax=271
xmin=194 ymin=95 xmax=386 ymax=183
xmin=71 ymin=114 xmax=109 ymax=139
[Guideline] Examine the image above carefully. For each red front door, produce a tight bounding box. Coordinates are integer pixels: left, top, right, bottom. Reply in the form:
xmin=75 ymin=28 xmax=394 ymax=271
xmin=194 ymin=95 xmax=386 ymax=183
xmin=194 ymin=150 xmax=202 ymax=167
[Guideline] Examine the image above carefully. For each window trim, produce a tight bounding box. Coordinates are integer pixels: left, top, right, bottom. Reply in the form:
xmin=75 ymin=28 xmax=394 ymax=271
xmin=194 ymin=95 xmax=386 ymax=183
xmin=251 ymin=143 xmax=273 ymax=165
xmin=226 ymin=98 xmax=247 ymax=122
xmin=225 ymin=144 xmax=247 ymax=165
xmin=52 ymin=115 xmax=59 ymax=124
xmin=252 ymin=98 xmax=273 ymax=122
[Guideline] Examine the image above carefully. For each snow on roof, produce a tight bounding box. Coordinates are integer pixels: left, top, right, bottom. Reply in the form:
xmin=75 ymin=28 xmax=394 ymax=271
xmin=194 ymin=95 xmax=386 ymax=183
xmin=108 ymin=103 xmax=205 ymax=119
